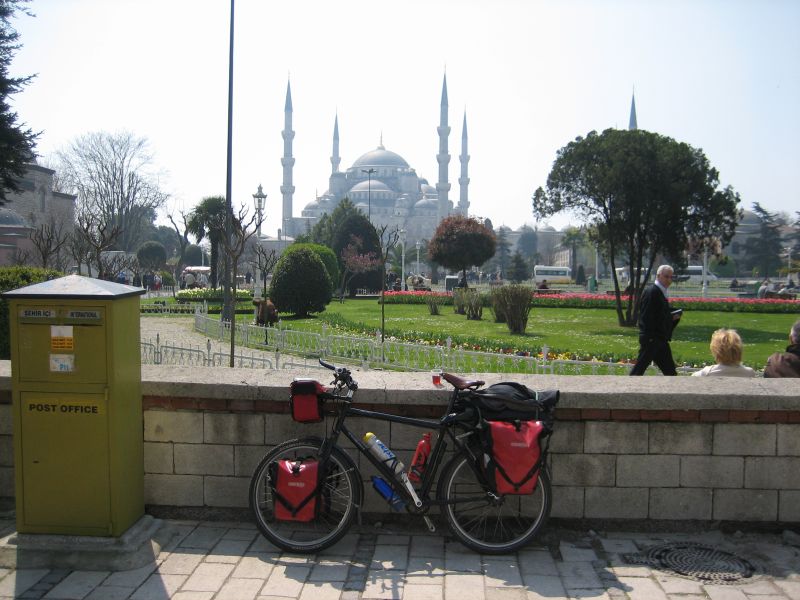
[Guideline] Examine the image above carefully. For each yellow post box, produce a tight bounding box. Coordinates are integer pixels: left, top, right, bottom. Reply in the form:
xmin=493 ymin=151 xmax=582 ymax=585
xmin=3 ymin=274 xmax=145 ymax=536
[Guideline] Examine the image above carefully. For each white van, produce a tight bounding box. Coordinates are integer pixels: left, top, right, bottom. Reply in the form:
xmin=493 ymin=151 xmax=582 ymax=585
xmin=676 ymin=266 xmax=717 ymax=283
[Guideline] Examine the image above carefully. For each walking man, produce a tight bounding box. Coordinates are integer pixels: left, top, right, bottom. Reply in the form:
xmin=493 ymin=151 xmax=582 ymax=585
xmin=630 ymin=264 xmax=681 ymax=376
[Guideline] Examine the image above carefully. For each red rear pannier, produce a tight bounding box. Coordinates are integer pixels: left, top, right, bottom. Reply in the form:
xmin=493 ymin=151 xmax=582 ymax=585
xmin=290 ymin=379 xmax=327 ymax=423
xmin=484 ymin=420 xmax=544 ymax=495
xmin=273 ymin=459 xmax=318 ymax=522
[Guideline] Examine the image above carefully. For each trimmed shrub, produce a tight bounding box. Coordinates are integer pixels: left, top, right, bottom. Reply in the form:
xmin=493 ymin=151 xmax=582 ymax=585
xmin=270 ymin=247 xmax=332 ymax=316
xmin=176 ymin=288 xmax=252 ymax=302
xmin=0 ymin=267 xmax=63 ymax=359
xmin=489 ymin=287 xmax=507 ymax=323
xmin=464 ymin=289 xmax=483 ymax=320
xmin=283 ymin=243 xmax=339 ymax=289
xmin=453 ymin=288 xmax=467 ymax=315
xmin=492 ymin=285 xmax=533 ymax=334
xmin=425 ymin=294 xmax=446 ymax=315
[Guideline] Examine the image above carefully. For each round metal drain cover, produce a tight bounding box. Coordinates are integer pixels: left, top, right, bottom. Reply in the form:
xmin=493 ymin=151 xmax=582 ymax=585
xmin=624 ymin=542 xmax=758 ymax=584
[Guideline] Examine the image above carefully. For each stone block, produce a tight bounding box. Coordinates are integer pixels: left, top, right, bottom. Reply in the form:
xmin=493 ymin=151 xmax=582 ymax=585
xmin=143 ymin=442 xmax=173 ymax=474
xmin=0 ymin=435 xmax=13 ymax=467
xmin=175 ymin=443 xmax=233 ymax=476
xmin=144 ymin=410 xmax=202 ymax=443
xmin=0 ymin=404 xmax=11 ymax=435
xmin=584 ymin=487 xmax=648 ymax=518
xmin=264 ymin=414 xmax=327 ymax=445
xmin=617 ymin=455 xmax=679 ymax=487
xmin=649 ymin=488 xmax=711 ymax=520
xmin=551 ymin=454 xmax=615 ymax=487
xmin=144 ymin=473 xmax=203 ymax=506
xmin=550 ymin=486 xmax=583 ymax=518
xmin=0 ymin=466 xmax=14 ymax=497
xmin=712 ymin=489 xmax=777 ymax=521
xmin=649 ymin=423 xmax=711 ymax=455
xmin=584 ymin=422 xmax=647 ymax=454
xmin=336 ymin=417 xmax=390 ymax=450
xmin=779 ymin=491 xmax=800 ymax=521
xmin=745 ymin=457 xmax=800 ymax=490
xmin=777 ymin=425 xmax=800 ymax=456
xmin=235 ymin=445 xmax=268 ymax=477
xmin=549 ymin=421 xmax=584 ymax=454
xmin=389 ymin=423 xmax=432 ymax=452
xmin=680 ymin=456 xmax=743 ymax=488
xmin=204 ymin=412 xmax=264 ymax=445
xmin=204 ymin=476 xmax=250 ymax=507
xmin=713 ymin=424 xmax=775 ymax=456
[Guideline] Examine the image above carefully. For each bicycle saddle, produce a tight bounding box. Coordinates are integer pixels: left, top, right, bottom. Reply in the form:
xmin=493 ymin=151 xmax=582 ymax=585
xmin=442 ymin=372 xmax=485 ymax=390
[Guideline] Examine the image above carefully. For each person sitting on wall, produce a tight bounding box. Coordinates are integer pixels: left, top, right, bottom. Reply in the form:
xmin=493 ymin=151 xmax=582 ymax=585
xmin=393 ymin=278 xmax=401 ymax=292
xmin=730 ymin=278 xmax=739 ymax=289
xmin=691 ymin=328 xmax=755 ymax=378
xmin=537 ymin=279 xmax=549 ymax=290
xmin=764 ymin=320 xmax=800 ymax=378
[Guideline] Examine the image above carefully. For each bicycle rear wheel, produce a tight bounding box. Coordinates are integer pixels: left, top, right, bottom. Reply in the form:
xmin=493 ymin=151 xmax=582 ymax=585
xmin=249 ymin=436 xmax=361 ymax=553
xmin=438 ymin=449 xmax=551 ymax=554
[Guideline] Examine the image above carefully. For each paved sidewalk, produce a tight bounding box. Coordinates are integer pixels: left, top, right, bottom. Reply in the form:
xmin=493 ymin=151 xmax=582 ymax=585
xmin=1 ymin=516 xmax=798 ymax=600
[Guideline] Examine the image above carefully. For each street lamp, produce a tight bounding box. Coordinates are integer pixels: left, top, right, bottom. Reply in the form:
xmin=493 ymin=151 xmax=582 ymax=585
xmin=415 ymin=239 xmax=421 ymax=275
xmin=787 ymin=246 xmax=793 ymax=282
xmin=400 ymin=230 xmax=406 ymax=291
xmin=252 ymin=184 xmax=266 ymax=238
xmin=361 ymin=168 xmax=376 ymax=220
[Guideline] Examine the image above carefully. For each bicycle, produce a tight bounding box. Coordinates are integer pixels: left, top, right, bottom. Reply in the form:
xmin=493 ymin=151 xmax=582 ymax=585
xmin=249 ymin=359 xmax=559 ymax=554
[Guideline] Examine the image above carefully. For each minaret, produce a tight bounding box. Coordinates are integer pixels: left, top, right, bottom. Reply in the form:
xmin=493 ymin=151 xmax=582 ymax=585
xmin=457 ymin=110 xmax=470 ymax=217
xmin=330 ymin=113 xmax=340 ymax=174
xmin=281 ymin=80 xmax=295 ymax=237
xmin=628 ymin=91 xmax=638 ymax=130
xmin=436 ymin=73 xmax=451 ymax=222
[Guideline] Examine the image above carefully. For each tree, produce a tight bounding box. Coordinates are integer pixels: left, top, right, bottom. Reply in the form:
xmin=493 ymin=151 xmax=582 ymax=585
xmin=428 ymin=215 xmax=496 ymax=287
xmin=136 ymin=240 xmax=166 ymax=275
xmin=284 ymin=243 xmax=339 ymax=289
xmin=298 ymin=198 xmax=360 ymax=247
xmin=492 ymin=226 xmax=512 ymax=277
xmin=375 ymin=225 xmax=400 ymax=344
xmin=517 ymin=226 xmax=539 ymax=266
xmin=270 ymin=247 xmax=332 ymax=317
xmin=743 ymin=202 xmax=785 ymax=278
xmin=248 ymin=244 xmax=279 ymax=298
xmin=0 ymin=0 xmax=37 ymax=203
xmin=166 ymin=209 xmax=192 ymax=292
xmin=507 ymin=251 xmax=530 ymax=283
xmin=55 ymin=131 xmax=167 ymax=252
xmin=331 ymin=212 xmax=381 ymax=294
xmin=560 ymin=227 xmax=586 ymax=281
xmin=533 ymin=128 xmax=740 ymax=326
xmin=338 ymin=235 xmax=382 ymax=302
xmin=187 ymin=196 xmax=226 ymax=288
xmin=73 ymin=206 xmax=122 ymax=279
xmin=29 ymin=214 xmax=70 ymax=270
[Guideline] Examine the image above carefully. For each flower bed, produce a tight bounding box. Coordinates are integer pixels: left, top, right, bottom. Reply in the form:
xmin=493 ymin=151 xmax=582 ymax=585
xmin=176 ymin=288 xmax=253 ymax=303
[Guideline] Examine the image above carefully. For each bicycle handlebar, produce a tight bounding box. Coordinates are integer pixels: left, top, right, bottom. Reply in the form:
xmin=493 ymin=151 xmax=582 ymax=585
xmin=318 ymin=358 xmax=358 ymax=391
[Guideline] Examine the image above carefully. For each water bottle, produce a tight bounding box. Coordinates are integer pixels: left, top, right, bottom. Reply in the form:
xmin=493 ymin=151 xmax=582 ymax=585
xmin=370 ymin=476 xmax=405 ymax=511
xmin=363 ymin=432 xmax=406 ymax=477
xmin=408 ymin=432 xmax=432 ymax=483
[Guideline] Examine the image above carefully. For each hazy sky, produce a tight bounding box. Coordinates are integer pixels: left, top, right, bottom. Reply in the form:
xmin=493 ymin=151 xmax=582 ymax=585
xmin=10 ymin=0 xmax=800 ymax=237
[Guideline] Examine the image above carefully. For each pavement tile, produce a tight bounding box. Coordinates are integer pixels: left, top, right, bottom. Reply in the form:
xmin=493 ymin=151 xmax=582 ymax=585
xmin=377 ymin=535 xmax=410 ymax=546
xmin=734 ymin=579 xmax=784 ymax=595
xmin=232 ymin=555 xmax=276 ymax=579
xmin=484 ymin=588 xmax=526 ymax=600
xmin=444 ymin=572 xmax=484 ymax=600
xmin=42 ymin=570 xmax=109 ymax=600
xmin=249 ymin=535 xmax=281 ymax=553
xmin=558 ymin=542 xmax=598 ymax=562
xmin=103 ymin=564 xmax=157 ymax=588
xmin=406 ymin=557 xmax=445 ymax=579
xmin=566 ymin=589 xmax=611 ymax=599
xmin=654 ymin=574 xmax=704 ymax=594
xmin=130 ymin=573 xmax=187 ymax=600
xmin=520 ymin=574 xmax=566 ymax=599
xmin=205 ymin=539 xmax=251 ymax=563
xmin=402 ymin=582 xmax=443 ymax=600
xmin=371 ymin=545 xmax=409 ymax=571
xmin=0 ymin=569 xmax=50 ymax=597
xmin=308 ymin=560 xmax=349 ymax=582
xmin=298 ymin=581 xmax=345 ymax=600
xmin=599 ymin=539 xmax=639 ymax=554
xmin=260 ymin=565 xmax=310 ymax=598
xmin=222 ymin=528 xmax=258 ymax=542
xmin=362 ymin=570 xmax=405 ymax=600
xmin=518 ymin=550 xmax=558 ymax=577
xmin=616 ymin=576 xmax=669 ymax=600
xmin=215 ymin=577 xmax=264 ymax=600
xmin=84 ymin=586 xmax=135 ymax=600
xmin=445 ymin=551 xmax=482 ymax=573
xmin=774 ymin=580 xmax=800 ymax=597
xmin=158 ymin=552 xmax=205 ymax=576
xmin=178 ymin=527 xmax=226 ymax=550
xmin=170 ymin=593 xmax=213 ymax=600
xmin=606 ymin=563 xmax=652 ymax=578
xmin=703 ymin=585 xmax=749 ymax=600
xmin=665 ymin=595 xmax=706 ymax=600
xmin=483 ymin=560 xmax=523 ymax=588
xmin=181 ymin=563 xmax=235 ymax=593
xmin=410 ymin=535 xmax=445 ymax=558
xmin=318 ymin=533 xmax=360 ymax=557
xmin=556 ymin=561 xmax=603 ymax=589
xmin=160 ymin=524 xmax=198 ymax=554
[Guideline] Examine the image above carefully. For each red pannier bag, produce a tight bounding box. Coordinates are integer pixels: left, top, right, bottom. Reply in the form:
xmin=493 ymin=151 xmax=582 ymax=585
xmin=273 ymin=459 xmax=319 ymax=522
xmin=484 ymin=420 xmax=544 ymax=495
xmin=290 ymin=379 xmax=328 ymax=423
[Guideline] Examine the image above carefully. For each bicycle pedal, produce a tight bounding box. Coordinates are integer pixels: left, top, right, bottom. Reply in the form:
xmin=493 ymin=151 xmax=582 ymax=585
xmin=424 ymin=516 xmax=436 ymax=533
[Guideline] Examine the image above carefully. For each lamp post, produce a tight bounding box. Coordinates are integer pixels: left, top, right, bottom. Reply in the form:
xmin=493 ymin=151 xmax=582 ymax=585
xmin=787 ymin=246 xmax=793 ymax=283
xmin=252 ymin=184 xmax=266 ymax=299
xmin=415 ymin=239 xmax=421 ymax=275
xmin=400 ymin=230 xmax=406 ymax=291
xmin=361 ymin=168 xmax=376 ymax=220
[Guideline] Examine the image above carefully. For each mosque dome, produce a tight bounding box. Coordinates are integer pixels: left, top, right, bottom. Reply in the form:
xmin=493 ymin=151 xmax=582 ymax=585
xmin=351 ymin=146 xmax=409 ymax=169
xmin=303 ymin=200 xmax=320 ymax=211
xmin=0 ymin=208 xmax=30 ymax=228
xmin=350 ymin=180 xmax=392 ymax=194
xmin=420 ymin=183 xmax=437 ymax=196
xmin=414 ymin=198 xmax=438 ymax=210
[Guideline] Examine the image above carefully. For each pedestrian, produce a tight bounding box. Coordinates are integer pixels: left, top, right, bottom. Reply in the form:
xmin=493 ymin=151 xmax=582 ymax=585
xmin=630 ymin=264 xmax=681 ymax=376
xmin=691 ymin=329 xmax=755 ymax=377
xmin=763 ymin=320 xmax=800 ymax=378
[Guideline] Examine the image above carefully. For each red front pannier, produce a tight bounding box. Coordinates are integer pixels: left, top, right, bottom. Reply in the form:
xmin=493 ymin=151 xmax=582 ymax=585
xmin=484 ymin=420 xmax=544 ymax=495
xmin=290 ymin=379 xmax=328 ymax=423
xmin=273 ymin=459 xmax=318 ymax=522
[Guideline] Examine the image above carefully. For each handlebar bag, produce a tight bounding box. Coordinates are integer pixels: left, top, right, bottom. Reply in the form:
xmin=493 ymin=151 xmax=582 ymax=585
xmin=290 ymin=379 xmax=328 ymax=423
xmin=482 ymin=419 xmax=545 ymax=495
xmin=273 ymin=459 xmax=319 ymax=521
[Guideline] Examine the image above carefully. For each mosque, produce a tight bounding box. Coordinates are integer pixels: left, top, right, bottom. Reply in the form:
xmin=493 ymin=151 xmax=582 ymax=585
xmin=279 ymin=75 xmax=469 ymax=244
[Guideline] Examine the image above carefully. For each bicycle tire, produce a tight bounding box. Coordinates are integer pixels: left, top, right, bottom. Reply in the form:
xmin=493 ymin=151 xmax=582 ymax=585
xmin=249 ymin=436 xmax=361 ymax=553
xmin=437 ymin=449 xmax=551 ymax=554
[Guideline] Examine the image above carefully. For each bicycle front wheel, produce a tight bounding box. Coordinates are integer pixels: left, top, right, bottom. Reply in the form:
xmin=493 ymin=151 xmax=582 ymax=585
xmin=438 ymin=450 xmax=551 ymax=554
xmin=249 ymin=436 xmax=361 ymax=553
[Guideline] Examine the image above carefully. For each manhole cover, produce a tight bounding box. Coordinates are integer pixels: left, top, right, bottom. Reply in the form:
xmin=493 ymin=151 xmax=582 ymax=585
xmin=624 ymin=542 xmax=759 ymax=584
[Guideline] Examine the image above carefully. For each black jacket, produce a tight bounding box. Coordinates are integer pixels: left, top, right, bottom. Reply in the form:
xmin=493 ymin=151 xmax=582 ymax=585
xmin=764 ymin=344 xmax=800 ymax=378
xmin=637 ymin=284 xmax=673 ymax=341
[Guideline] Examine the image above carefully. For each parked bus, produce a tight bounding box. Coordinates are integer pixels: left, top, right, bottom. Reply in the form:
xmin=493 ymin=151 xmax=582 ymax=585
xmin=533 ymin=265 xmax=571 ymax=283
xmin=676 ymin=265 xmax=718 ymax=283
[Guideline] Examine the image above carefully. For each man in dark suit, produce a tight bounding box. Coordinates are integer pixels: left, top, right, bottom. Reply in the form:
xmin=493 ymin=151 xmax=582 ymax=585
xmin=630 ymin=265 xmax=680 ymax=376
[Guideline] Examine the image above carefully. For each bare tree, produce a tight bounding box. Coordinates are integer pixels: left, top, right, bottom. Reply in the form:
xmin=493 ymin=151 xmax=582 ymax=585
xmin=74 ymin=207 xmax=122 ymax=279
xmin=29 ymin=214 xmax=70 ymax=269
xmin=249 ymin=244 xmax=279 ymax=299
xmin=167 ymin=209 xmax=192 ymax=295
xmin=208 ymin=203 xmax=263 ymax=367
xmin=55 ymin=131 xmax=168 ymax=252
xmin=375 ymin=225 xmax=401 ymax=344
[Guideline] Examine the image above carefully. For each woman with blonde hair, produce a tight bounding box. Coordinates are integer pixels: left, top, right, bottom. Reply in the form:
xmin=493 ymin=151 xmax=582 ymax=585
xmin=692 ymin=328 xmax=755 ymax=377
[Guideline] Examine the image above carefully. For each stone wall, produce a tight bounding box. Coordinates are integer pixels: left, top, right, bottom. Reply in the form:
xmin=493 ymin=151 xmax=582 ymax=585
xmin=1 ymin=363 xmax=799 ymax=523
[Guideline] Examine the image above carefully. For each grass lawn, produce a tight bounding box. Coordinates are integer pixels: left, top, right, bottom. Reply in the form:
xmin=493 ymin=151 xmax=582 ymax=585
xmin=280 ymin=298 xmax=797 ymax=370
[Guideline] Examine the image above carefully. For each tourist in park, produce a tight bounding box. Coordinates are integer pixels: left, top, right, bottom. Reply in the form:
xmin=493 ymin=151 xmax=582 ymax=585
xmin=691 ymin=328 xmax=755 ymax=377
xmin=630 ymin=265 xmax=681 ymax=376
xmin=763 ymin=320 xmax=800 ymax=378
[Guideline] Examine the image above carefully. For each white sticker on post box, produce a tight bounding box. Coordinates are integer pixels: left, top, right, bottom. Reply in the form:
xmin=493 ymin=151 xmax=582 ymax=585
xmin=50 ymin=325 xmax=74 ymax=350
xmin=49 ymin=354 xmax=75 ymax=372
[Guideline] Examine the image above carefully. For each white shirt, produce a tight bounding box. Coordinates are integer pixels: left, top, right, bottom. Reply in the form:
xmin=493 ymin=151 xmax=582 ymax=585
xmin=691 ymin=363 xmax=756 ymax=378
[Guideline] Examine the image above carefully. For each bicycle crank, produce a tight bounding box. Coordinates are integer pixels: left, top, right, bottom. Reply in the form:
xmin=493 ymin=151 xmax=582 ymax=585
xmin=424 ymin=516 xmax=436 ymax=533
